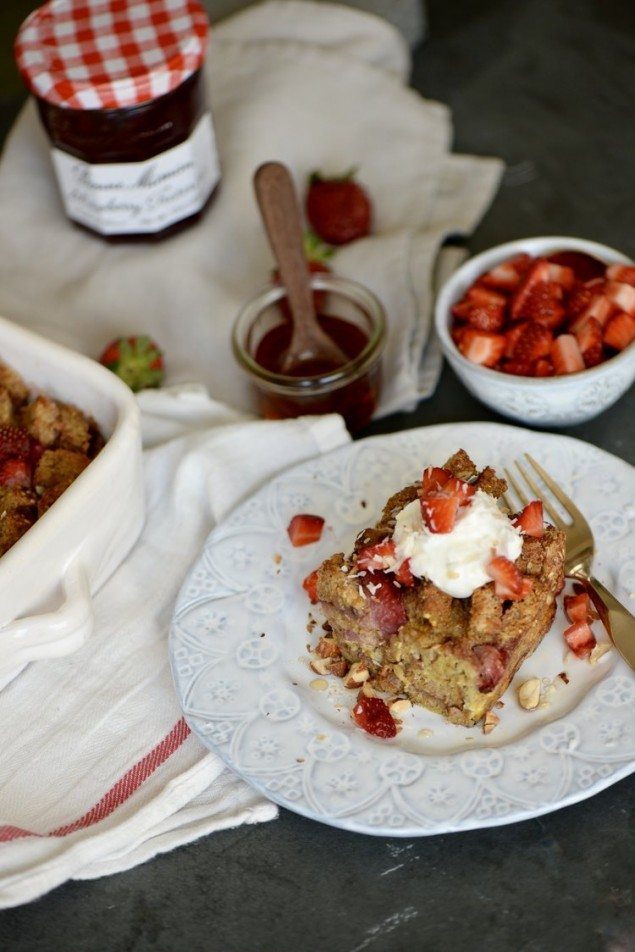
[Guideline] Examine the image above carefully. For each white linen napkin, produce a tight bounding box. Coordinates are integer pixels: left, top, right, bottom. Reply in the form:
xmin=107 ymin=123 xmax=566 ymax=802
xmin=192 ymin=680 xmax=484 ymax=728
xmin=0 ymin=0 xmax=502 ymax=419
xmin=0 ymin=397 xmax=350 ymax=908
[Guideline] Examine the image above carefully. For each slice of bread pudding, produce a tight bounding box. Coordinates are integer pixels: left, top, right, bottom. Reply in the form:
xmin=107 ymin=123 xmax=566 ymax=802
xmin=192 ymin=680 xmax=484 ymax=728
xmin=315 ymin=450 xmax=566 ymax=727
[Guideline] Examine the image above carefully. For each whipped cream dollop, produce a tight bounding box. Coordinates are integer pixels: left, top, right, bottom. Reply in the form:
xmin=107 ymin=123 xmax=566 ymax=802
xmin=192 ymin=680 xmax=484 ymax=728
xmin=390 ymin=489 xmax=523 ymax=598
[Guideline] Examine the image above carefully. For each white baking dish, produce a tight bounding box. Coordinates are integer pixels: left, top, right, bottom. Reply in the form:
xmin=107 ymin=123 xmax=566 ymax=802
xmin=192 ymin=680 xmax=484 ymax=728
xmin=0 ymin=316 xmax=144 ymax=687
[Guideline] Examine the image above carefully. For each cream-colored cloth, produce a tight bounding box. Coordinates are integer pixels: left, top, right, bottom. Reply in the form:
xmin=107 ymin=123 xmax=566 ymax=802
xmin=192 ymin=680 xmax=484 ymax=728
xmin=0 ymin=0 xmax=502 ymax=419
xmin=0 ymin=397 xmax=350 ymax=909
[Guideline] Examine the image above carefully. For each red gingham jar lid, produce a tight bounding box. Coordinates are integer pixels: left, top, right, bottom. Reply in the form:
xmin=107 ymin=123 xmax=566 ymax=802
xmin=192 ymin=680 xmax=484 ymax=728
xmin=15 ymin=0 xmax=209 ymax=110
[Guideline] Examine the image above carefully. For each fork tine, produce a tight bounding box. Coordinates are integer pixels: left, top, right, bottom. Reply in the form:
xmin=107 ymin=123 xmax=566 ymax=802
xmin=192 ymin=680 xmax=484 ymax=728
xmin=524 ymin=453 xmax=589 ymax=526
xmin=504 ymin=468 xmax=530 ymax=510
xmin=514 ymin=460 xmax=566 ymax=529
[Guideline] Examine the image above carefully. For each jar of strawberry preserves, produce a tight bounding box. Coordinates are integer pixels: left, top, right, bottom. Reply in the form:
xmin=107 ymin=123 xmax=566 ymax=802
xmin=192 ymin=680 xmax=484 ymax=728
xmin=15 ymin=0 xmax=220 ymax=239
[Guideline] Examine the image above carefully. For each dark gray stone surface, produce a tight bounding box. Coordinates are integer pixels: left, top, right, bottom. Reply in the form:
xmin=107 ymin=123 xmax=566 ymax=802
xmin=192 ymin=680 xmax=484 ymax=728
xmin=0 ymin=1 xmax=634 ymax=949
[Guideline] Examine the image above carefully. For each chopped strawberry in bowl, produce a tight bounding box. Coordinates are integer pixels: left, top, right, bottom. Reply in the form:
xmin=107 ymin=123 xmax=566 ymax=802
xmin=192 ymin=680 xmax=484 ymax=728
xmin=435 ymin=237 xmax=635 ymax=426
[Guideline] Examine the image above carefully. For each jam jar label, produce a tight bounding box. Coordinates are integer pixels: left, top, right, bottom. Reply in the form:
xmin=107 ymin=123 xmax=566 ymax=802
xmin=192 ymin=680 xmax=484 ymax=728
xmin=51 ymin=114 xmax=220 ymax=235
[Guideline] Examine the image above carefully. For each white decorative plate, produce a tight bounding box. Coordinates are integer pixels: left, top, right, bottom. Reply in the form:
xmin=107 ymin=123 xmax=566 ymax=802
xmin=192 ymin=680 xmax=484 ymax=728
xmin=169 ymin=423 xmax=635 ymax=836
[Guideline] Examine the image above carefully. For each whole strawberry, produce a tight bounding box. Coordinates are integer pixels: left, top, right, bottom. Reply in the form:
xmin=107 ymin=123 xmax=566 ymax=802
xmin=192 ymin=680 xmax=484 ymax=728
xmin=305 ymin=169 xmax=372 ymax=245
xmin=99 ymin=336 xmax=165 ymax=392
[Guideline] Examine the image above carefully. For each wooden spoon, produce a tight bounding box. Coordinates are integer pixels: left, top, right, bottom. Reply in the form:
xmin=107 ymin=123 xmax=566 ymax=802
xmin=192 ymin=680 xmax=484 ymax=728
xmin=253 ymin=161 xmax=347 ymax=374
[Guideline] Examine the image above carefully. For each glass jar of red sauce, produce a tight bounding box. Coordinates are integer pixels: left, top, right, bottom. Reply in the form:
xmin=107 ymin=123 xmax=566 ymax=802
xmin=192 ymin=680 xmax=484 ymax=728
xmin=232 ymin=275 xmax=386 ymax=434
xmin=15 ymin=0 xmax=220 ymax=240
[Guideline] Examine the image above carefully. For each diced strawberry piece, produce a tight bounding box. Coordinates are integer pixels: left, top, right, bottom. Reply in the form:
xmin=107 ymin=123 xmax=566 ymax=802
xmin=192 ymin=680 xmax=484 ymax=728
xmin=458 ymin=329 xmax=506 ymax=368
xmin=605 ymin=281 xmax=635 ymax=316
xmin=473 ymin=644 xmax=508 ymax=693
xmin=603 ymin=312 xmax=635 ymax=351
xmin=452 ymin=299 xmax=474 ymax=320
xmin=516 ymin=282 xmax=566 ymax=329
xmin=534 ymin=358 xmax=554 ymax=377
xmin=486 ymin=555 xmax=523 ymax=599
xmin=302 ymin=569 xmax=320 ymax=604
xmin=467 ymin=286 xmax=507 ymax=308
xmin=520 ymin=577 xmax=534 ymax=597
xmin=505 ymin=322 xmax=526 ymax=358
xmin=563 ymin=620 xmax=596 ymax=659
xmin=513 ymin=322 xmax=553 ymax=362
xmin=480 ymin=261 xmax=522 ymax=291
xmin=510 ymin=259 xmax=552 ymax=319
xmin=422 ymin=466 xmax=452 ymax=493
xmin=287 ymin=513 xmax=325 ymax=547
xmin=545 ymin=262 xmax=575 ymax=291
xmin=0 ymin=426 xmax=31 ymax=464
xmin=466 ymin=303 xmax=506 ymax=332
xmin=567 ymin=284 xmax=595 ymax=321
xmin=509 ymin=252 xmax=533 ymax=274
xmin=573 ymin=294 xmax=613 ymax=330
xmin=564 ymin=592 xmax=591 ymax=624
xmin=421 ymin=467 xmax=474 ymax=506
xmin=364 ymin=577 xmax=406 ymax=636
xmin=357 ymin=539 xmax=396 ymax=572
xmin=480 ymin=263 xmax=520 ymax=291
xmin=443 ymin=476 xmax=476 ymax=505
xmin=352 ymin=693 xmax=397 ymax=738
xmin=606 ymin=264 xmax=635 ymax=286
xmin=575 ymin=316 xmax=603 ymax=367
xmin=0 ymin=458 xmax=31 ymax=487
xmin=451 ymin=325 xmax=466 ymax=346
xmin=394 ymin=558 xmax=414 ymax=587
xmin=501 ymin=359 xmax=535 ymax=377
xmin=420 ymin=493 xmax=460 ymax=533
xmin=513 ymin=500 xmax=544 ymax=538
xmin=551 ymin=334 xmax=585 ymax=375
xmin=548 ymin=251 xmax=606 ymax=282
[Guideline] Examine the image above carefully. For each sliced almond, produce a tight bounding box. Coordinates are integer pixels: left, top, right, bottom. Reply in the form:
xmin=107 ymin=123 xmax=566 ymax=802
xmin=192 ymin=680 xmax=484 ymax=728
xmin=517 ymin=677 xmax=541 ymax=711
xmin=389 ymin=698 xmax=412 ymax=716
xmin=329 ymin=659 xmax=349 ymax=678
xmin=316 ymin=636 xmax=342 ymax=660
xmin=310 ymin=657 xmax=331 ymax=676
xmin=361 ymin=681 xmax=377 ymax=698
xmin=589 ymin=642 xmax=611 ymax=665
xmin=344 ymin=662 xmax=370 ymax=689
xmin=483 ymin=711 xmax=499 ymax=734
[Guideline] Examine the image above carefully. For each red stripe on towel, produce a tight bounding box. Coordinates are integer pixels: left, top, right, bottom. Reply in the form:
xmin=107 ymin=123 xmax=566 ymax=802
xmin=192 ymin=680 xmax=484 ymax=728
xmin=0 ymin=717 xmax=191 ymax=842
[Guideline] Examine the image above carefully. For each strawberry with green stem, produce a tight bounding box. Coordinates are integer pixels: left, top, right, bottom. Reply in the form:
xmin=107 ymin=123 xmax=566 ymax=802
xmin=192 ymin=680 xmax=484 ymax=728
xmin=306 ymin=168 xmax=372 ymax=245
xmin=99 ymin=336 xmax=165 ymax=392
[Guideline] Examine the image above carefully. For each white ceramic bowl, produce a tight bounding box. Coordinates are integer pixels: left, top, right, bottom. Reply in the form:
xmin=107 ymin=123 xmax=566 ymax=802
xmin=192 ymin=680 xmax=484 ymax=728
xmin=434 ymin=236 xmax=635 ymax=426
xmin=0 ymin=316 xmax=144 ymax=688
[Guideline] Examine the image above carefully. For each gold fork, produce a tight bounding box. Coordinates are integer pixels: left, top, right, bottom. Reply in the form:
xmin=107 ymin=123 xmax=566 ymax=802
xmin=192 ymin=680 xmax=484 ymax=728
xmin=503 ymin=453 xmax=635 ymax=671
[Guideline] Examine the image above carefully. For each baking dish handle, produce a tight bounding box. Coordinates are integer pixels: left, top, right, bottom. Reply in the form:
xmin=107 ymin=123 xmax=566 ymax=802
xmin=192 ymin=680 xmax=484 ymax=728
xmin=0 ymin=562 xmax=93 ymax=675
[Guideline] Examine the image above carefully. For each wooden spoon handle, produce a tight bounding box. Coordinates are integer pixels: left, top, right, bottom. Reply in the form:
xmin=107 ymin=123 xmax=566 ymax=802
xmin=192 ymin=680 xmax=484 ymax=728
xmin=254 ymin=162 xmax=316 ymax=340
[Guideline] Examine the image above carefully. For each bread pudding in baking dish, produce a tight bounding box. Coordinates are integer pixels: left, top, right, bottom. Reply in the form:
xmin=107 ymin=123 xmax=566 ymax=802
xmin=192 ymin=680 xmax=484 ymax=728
xmin=0 ymin=358 xmax=104 ymax=557
xmin=314 ymin=450 xmax=566 ymax=727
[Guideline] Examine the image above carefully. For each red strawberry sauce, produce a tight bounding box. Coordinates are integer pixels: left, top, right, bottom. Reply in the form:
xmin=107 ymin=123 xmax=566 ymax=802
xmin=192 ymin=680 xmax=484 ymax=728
xmin=254 ymin=314 xmax=368 ymax=377
xmin=250 ymin=314 xmax=380 ymax=433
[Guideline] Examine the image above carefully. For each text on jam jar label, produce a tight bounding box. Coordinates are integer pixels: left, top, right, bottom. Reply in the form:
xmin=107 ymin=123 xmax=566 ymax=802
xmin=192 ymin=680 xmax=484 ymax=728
xmin=51 ymin=113 xmax=220 ymax=235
